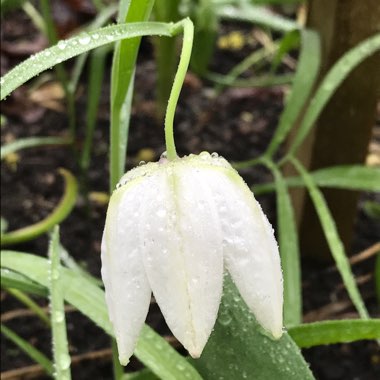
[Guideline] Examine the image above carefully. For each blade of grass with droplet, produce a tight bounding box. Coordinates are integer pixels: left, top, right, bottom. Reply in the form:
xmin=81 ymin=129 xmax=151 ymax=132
xmin=1 ymin=323 xmax=54 ymax=375
xmin=1 ymin=251 xmax=203 ymax=380
xmin=1 ymin=169 xmax=77 ymax=246
xmin=290 ymin=157 xmax=369 ymax=319
xmin=48 ymin=226 xmax=72 ymax=379
xmin=0 ymin=22 xmax=177 ymax=100
xmin=252 ymin=165 xmax=380 ymax=195
xmin=215 ymin=3 xmax=298 ymax=32
xmin=194 ymin=276 xmax=314 ymax=379
xmin=1 ymin=136 xmax=70 ymax=160
xmin=264 ymin=159 xmax=301 ymax=326
xmin=289 ymin=319 xmax=380 ymax=348
xmin=286 ymin=33 xmax=380 ymax=157
xmin=266 ymin=29 xmax=320 ymax=157
xmin=109 ymin=0 xmax=155 ymax=190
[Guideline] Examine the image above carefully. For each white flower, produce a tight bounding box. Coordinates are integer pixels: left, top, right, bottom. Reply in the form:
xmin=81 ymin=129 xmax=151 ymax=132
xmin=101 ymin=152 xmax=283 ymax=365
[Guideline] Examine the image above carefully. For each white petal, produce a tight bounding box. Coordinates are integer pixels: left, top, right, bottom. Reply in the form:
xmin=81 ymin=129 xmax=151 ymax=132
xmin=206 ymin=168 xmax=283 ymax=338
xmin=140 ymin=164 xmax=224 ymax=357
xmin=101 ymin=179 xmax=152 ymax=365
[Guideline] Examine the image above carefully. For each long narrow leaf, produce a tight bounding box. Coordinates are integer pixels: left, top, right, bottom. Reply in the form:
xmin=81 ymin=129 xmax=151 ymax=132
xmin=1 ymin=251 xmax=203 ymax=380
xmin=289 ymin=320 xmax=380 ymax=348
xmin=290 ymin=157 xmax=369 ymax=319
xmin=215 ymin=3 xmax=298 ymax=32
xmin=49 ymin=226 xmax=72 ymax=379
xmin=1 ymin=323 xmax=54 ymax=375
xmin=287 ymin=33 xmax=380 ymax=157
xmin=1 ymin=169 xmax=78 ymax=246
xmin=110 ymin=0 xmax=155 ymax=190
xmin=253 ymin=165 xmax=380 ymax=195
xmin=1 ymin=268 xmax=47 ymax=296
xmin=1 ymin=136 xmax=69 ymax=160
xmin=0 ymin=22 xmax=176 ymax=100
xmin=266 ymin=29 xmax=320 ymax=156
xmin=264 ymin=159 xmax=301 ymax=326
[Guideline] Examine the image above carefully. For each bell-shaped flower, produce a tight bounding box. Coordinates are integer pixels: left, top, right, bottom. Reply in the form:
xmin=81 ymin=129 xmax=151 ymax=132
xmin=101 ymin=152 xmax=283 ymax=365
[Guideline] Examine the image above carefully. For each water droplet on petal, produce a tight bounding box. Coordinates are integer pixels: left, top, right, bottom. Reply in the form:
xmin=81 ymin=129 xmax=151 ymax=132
xmin=211 ymin=152 xmax=219 ymax=158
xmin=139 ymin=161 xmax=146 ymax=166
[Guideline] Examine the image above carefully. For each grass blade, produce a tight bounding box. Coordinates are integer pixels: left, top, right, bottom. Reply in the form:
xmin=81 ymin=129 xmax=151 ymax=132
xmin=252 ymin=165 xmax=380 ymax=195
xmin=1 ymin=268 xmax=47 ymax=296
xmin=289 ymin=320 xmax=380 ymax=348
xmin=48 ymin=226 xmax=72 ymax=379
xmin=1 ymin=251 xmax=203 ymax=379
xmin=215 ymin=3 xmax=298 ymax=32
xmin=264 ymin=159 xmax=301 ymax=326
xmin=110 ymin=0 xmax=155 ymax=190
xmin=266 ymin=29 xmax=320 ymax=156
xmin=0 ymin=22 xmax=175 ymax=100
xmin=1 ymin=136 xmax=70 ymax=160
xmin=205 ymin=72 xmax=293 ymax=87
xmin=1 ymin=323 xmax=54 ymax=375
xmin=290 ymin=157 xmax=369 ymax=319
xmin=287 ymin=33 xmax=380 ymax=157
xmin=1 ymin=169 xmax=78 ymax=246
xmin=80 ymin=45 xmax=110 ymax=171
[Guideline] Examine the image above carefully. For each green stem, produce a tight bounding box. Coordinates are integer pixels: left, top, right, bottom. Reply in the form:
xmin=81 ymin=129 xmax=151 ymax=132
xmin=165 ymin=18 xmax=194 ymax=160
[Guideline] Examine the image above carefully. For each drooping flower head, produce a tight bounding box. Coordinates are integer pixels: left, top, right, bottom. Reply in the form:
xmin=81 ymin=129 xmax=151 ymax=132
xmin=101 ymin=152 xmax=283 ymax=365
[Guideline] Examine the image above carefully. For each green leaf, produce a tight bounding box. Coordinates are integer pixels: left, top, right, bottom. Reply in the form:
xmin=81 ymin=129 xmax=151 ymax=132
xmin=1 ymin=251 xmax=203 ymax=380
xmin=1 ymin=136 xmax=70 ymax=160
xmin=266 ymin=29 xmax=320 ymax=156
xmin=290 ymin=157 xmax=369 ymax=320
xmin=253 ymin=165 xmax=380 ymax=195
xmin=270 ymin=30 xmax=300 ymax=73
xmin=195 ymin=277 xmax=314 ymax=379
xmin=1 ymin=268 xmax=47 ymax=296
xmin=287 ymin=33 xmax=380 ymax=157
xmin=215 ymin=3 xmax=298 ymax=32
xmin=110 ymin=0 xmax=155 ymax=190
xmin=1 ymin=168 xmax=78 ymax=246
xmin=48 ymin=226 xmax=72 ymax=379
xmin=0 ymin=22 xmax=176 ymax=101
xmin=289 ymin=320 xmax=380 ymax=348
xmin=1 ymin=323 xmax=54 ymax=375
xmin=265 ymin=160 xmax=301 ymax=326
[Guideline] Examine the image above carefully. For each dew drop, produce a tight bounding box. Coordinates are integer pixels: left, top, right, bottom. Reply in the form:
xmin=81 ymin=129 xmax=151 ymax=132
xmin=79 ymin=34 xmax=91 ymax=45
xmin=51 ymin=269 xmax=59 ymax=280
xmin=92 ymin=33 xmax=99 ymax=40
xmin=211 ymin=152 xmax=219 ymax=158
xmin=58 ymin=41 xmax=67 ymax=50
xmin=59 ymin=353 xmax=71 ymax=370
xmin=138 ymin=160 xmax=146 ymax=166
xmin=0 ymin=78 xmax=4 ymax=86
xmin=54 ymin=311 xmax=64 ymax=323
xmin=218 ymin=310 xmax=232 ymax=326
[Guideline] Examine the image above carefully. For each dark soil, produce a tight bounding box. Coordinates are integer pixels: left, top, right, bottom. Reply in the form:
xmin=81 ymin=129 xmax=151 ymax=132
xmin=1 ymin=4 xmax=380 ymax=380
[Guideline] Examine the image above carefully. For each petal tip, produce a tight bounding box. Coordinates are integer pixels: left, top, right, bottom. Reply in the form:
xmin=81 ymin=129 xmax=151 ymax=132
xmin=118 ymin=354 xmax=130 ymax=366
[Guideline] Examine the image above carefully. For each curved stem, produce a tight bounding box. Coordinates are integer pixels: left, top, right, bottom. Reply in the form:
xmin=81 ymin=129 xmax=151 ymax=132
xmin=165 ymin=18 xmax=194 ymax=160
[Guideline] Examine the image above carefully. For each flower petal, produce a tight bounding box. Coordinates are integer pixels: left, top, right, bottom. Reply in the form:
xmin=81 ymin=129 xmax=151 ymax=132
xmin=206 ymin=167 xmax=283 ymax=339
xmin=141 ymin=165 xmax=224 ymax=357
xmin=101 ymin=179 xmax=152 ymax=365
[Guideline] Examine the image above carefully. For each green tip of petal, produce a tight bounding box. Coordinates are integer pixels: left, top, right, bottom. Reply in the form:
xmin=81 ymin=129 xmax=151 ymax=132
xmin=118 ymin=355 xmax=130 ymax=366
